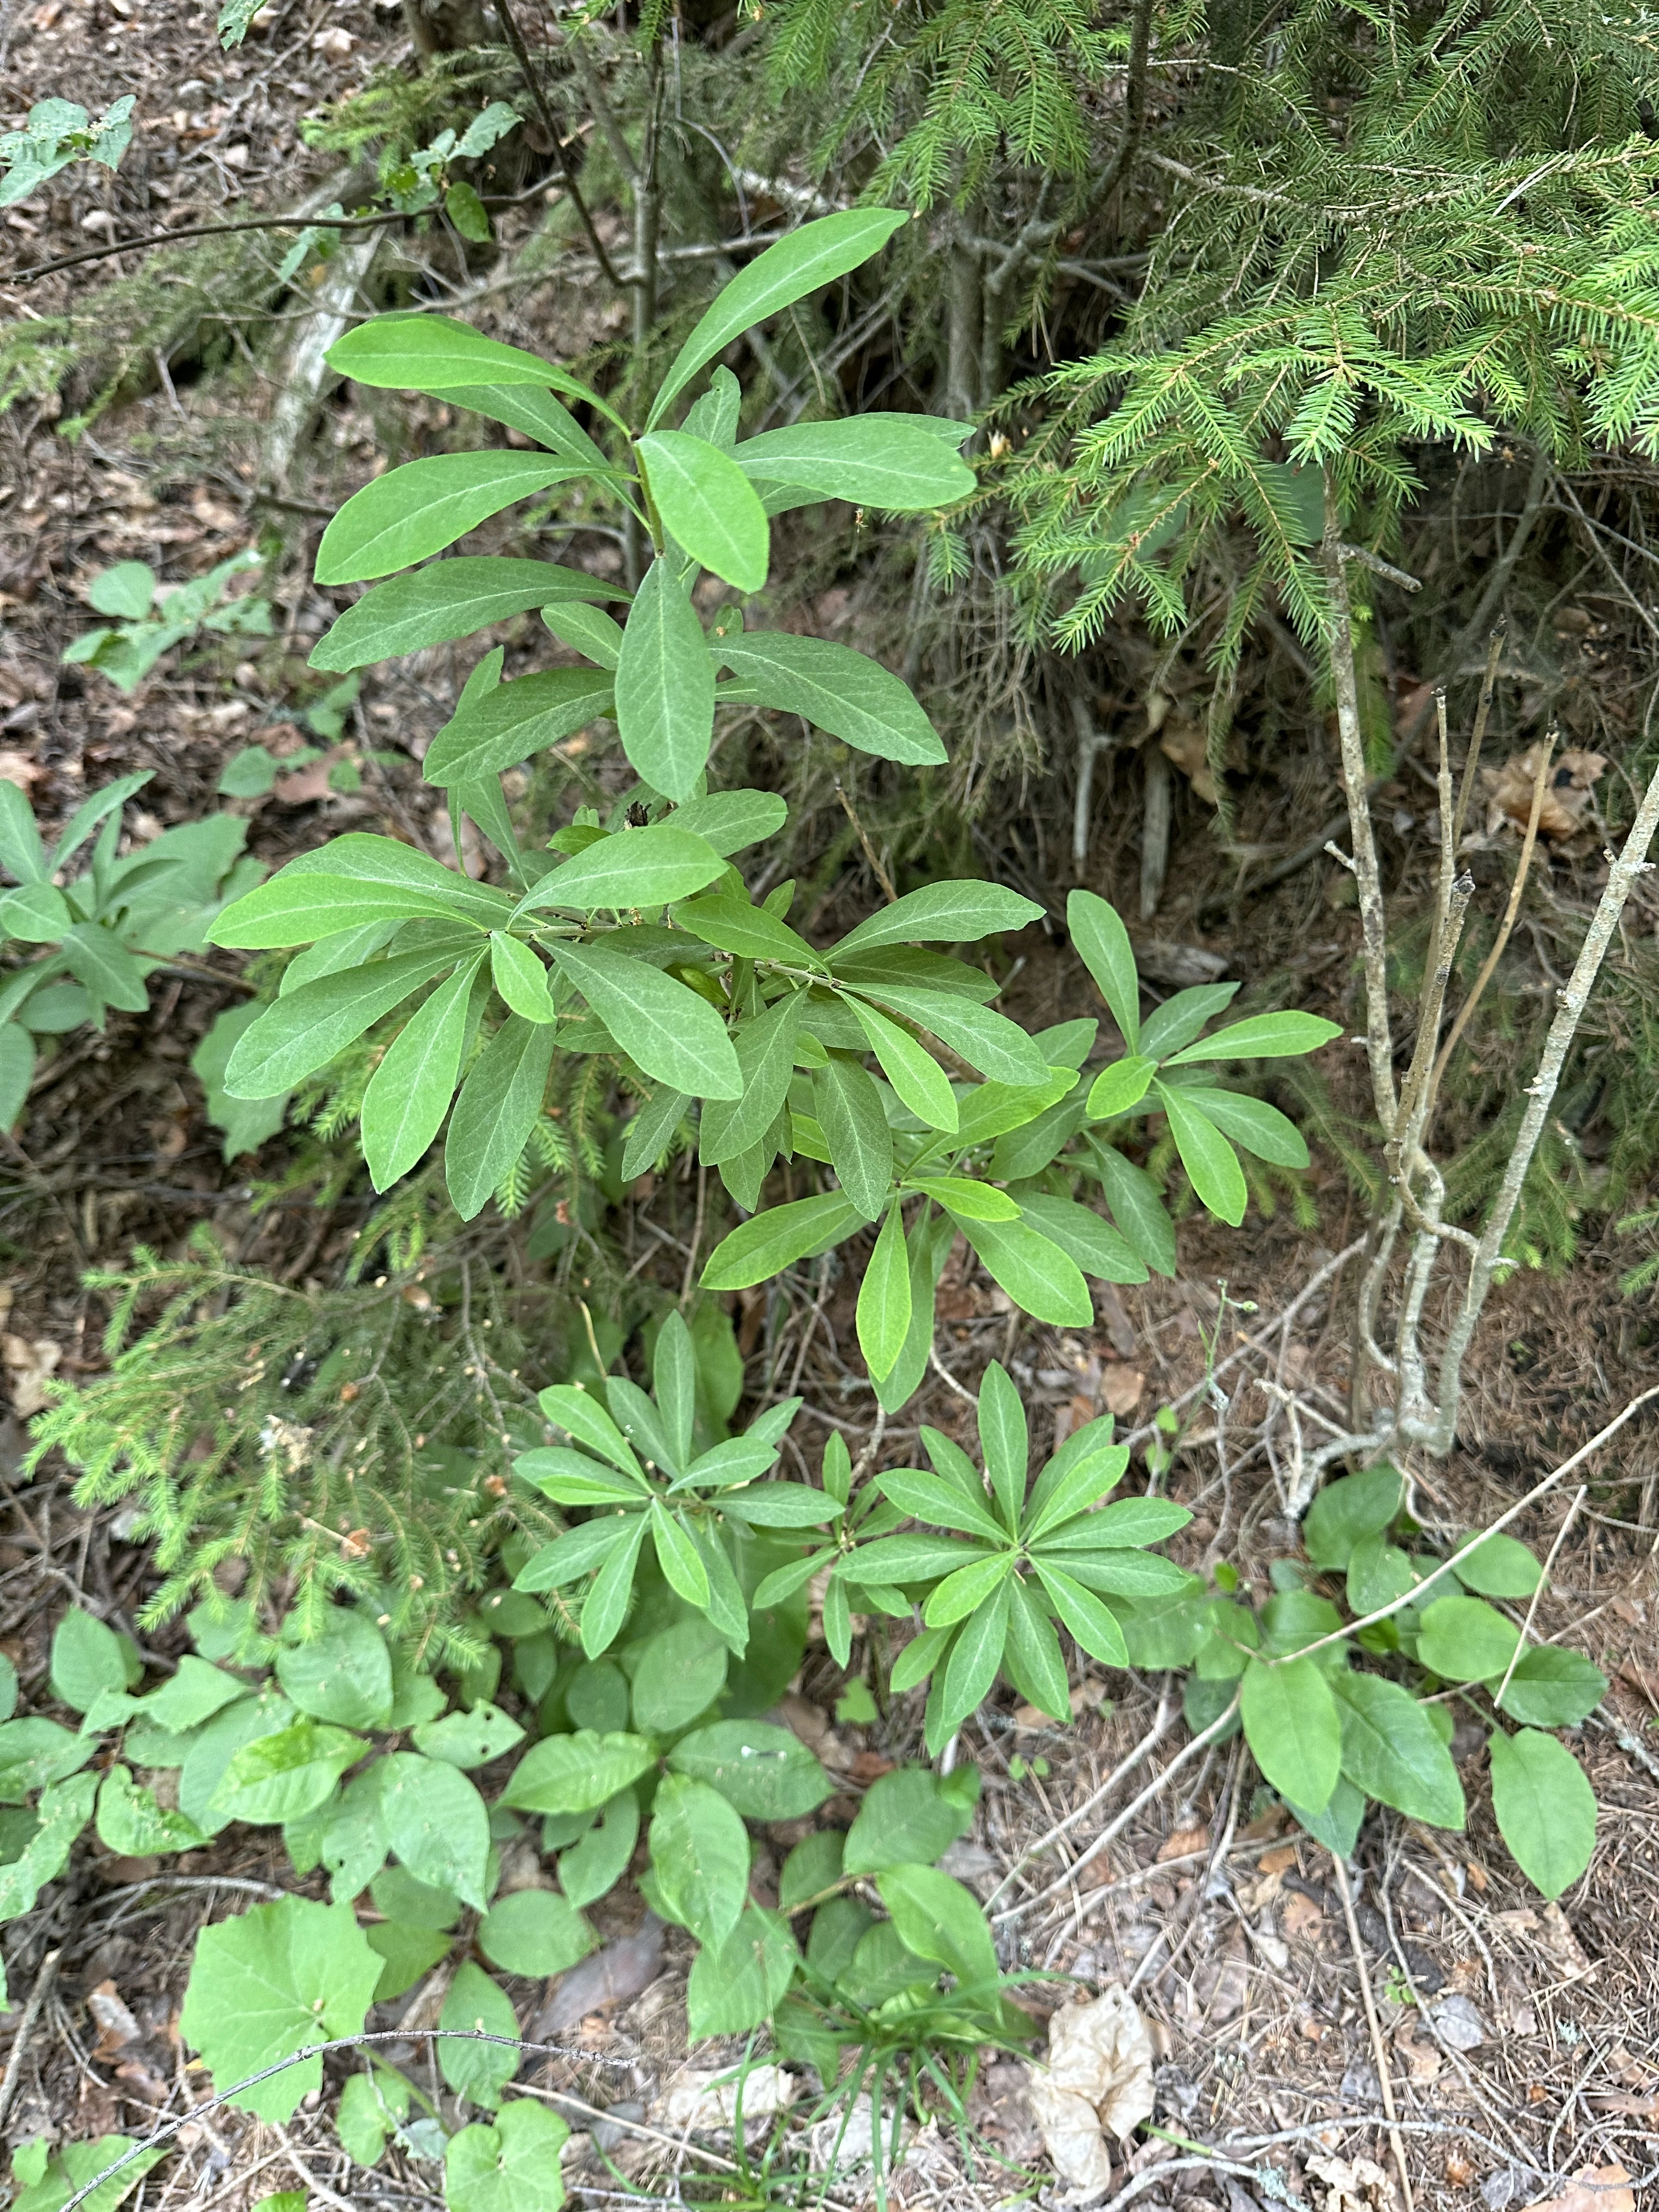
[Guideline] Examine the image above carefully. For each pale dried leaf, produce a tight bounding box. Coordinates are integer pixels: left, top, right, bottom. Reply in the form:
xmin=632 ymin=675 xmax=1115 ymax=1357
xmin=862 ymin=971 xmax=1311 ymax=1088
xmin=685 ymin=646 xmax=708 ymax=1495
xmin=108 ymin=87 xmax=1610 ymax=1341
xmin=1028 ymin=1985 xmax=1156 ymax=2199
xmin=1522 ymin=2166 xmax=1635 ymax=2212
xmin=1307 ymin=2153 xmax=1398 ymax=2212
xmin=1099 ymin=1367 xmax=1145 ymax=1418
xmin=1481 ymin=746 xmax=1606 ymax=841
xmin=3 ymin=1335 xmax=61 ymax=1419
xmin=659 ymin=2065 xmax=798 ymax=2130
xmin=1431 ymin=1994 xmax=1488 ymax=2050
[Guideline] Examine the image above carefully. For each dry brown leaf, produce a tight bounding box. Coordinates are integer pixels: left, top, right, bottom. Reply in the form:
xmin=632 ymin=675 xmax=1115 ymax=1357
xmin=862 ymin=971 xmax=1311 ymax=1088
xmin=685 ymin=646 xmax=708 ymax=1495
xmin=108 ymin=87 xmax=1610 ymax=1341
xmin=1283 ymin=1889 xmax=1327 ymax=1938
xmin=3 ymin=1335 xmax=61 ymax=1418
xmin=779 ymin=1692 xmax=857 ymax=1773
xmin=1522 ymin=2166 xmax=1635 ymax=2212
xmin=536 ymin=1915 xmax=663 ymax=2034
xmin=1392 ymin=2019 xmax=1442 ymax=2081
xmin=1099 ymin=1367 xmax=1144 ymax=1417
xmin=1481 ymin=746 xmax=1606 ymax=841
xmin=1307 ymin=2153 xmax=1398 ymax=2212
xmin=1537 ymin=1901 xmax=1591 ymax=1977
xmin=1026 ymin=1985 xmax=1156 ymax=2200
xmin=86 ymin=1980 xmax=143 ymax=2058
xmin=1158 ymin=1826 xmax=1209 ymax=1863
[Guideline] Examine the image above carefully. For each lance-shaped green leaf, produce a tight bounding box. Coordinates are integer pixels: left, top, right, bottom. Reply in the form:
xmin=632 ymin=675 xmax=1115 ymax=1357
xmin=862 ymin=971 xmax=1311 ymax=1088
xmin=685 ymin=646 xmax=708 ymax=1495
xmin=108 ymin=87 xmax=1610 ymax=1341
xmin=735 ymin=414 xmax=975 ymax=512
xmin=699 ymin=989 xmax=804 ymax=1163
xmin=1140 ymin=983 xmax=1240 ymax=1058
xmin=849 ymin=983 xmax=1049 ymax=1085
xmin=0 ymin=1023 xmax=31 ymax=1132
xmin=615 ymin=557 xmax=716 ymax=800
xmin=674 ymin=893 xmax=824 ymax=968
xmin=208 ymin=871 xmax=468 ymax=948
xmin=848 ymin=996 xmax=957 ymax=1130
xmin=544 ymin=598 xmax=625 ymax=667
xmin=329 ymin=313 xmax=585 ymax=391
xmin=489 ymin=932 xmax=556 ymax=1022
xmin=702 ymin=1190 xmax=862 ymax=1289
xmin=648 ymin=208 xmax=908 ymax=427
xmin=275 ymin=833 xmax=512 ymax=932
xmin=48 ymin=769 xmax=149 ymax=875
xmin=444 ymin=379 xmax=614 ymax=468
xmin=1089 ymin=1141 xmax=1177 ymax=1276
xmin=1156 ymin=1078 xmax=1248 ymax=1225
xmin=668 ymin=788 xmax=788 ymax=855
xmin=718 ymin=633 xmax=946 ymax=765
xmin=552 ymin=939 xmax=741 ymax=1098
xmin=924 ymin=1550 xmax=1013 ymax=1626
xmin=834 ymin=880 xmax=1045 ymax=957
xmin=311 ymin=556 xmax=624 ymax=673
xmin=815 ymin=1053 xmax=893 ymax=1221
xmin=1171 ymin=1085 xmax=1309 ymax=1166
xmin=913 ymin=1175 xmax=1020 ymax=1221
xmin=1087 ymin=1054 xmax=1156 ymax=1119
xmin=584 ymin=1515 xmax=652 ymax=1656
xmin=1014 ymin=1192 xmax=1147 ymax=1283
xmin=0 ymin=781 xmax=47 ymax=883
xmin=935 ymin=1582 xmax=1012 ymax=1741
xmin=1032 ymin=1561 xmax=1130 ymax=1668
xmin=361 ymin=956 xmax=482 ymax=1189
xmin=315 ymin=454 xmax=589 ymax=585
xmin=637 ymin=430 xmax=769 ymax=592
xmin=444 ymin=1014 xmax=557 ymax=1220
xmin=1006 ymin=1575 xmax=1072 ymax=1719
xmin=63 ymin=924 xmax=148 ymax=1013
xmin=650 ymin=1500 xmax=712 ymax=1609
xmin=877 ymin=1466 xmax=1004 ymax=1543
xmin=1165 ymin=1010 xmax=1342 ymax=1063
xmin=960 ymin=1216 xmax=1093 ymax=1326
xmin=424 ymin=667 xmax=615 ymax=787
xmin=857 ymin=1200 xmax=912 ymax=1382
xmin=224 ymin=949 xmax=462 ymax=1098
xmin=1066 ymin=889 xmax=1140 ymax=1048
xmin=977 ymin=1360 xmax=1028 ymax=1530
xmin=518 ymin=825 xmax=726 ymax=913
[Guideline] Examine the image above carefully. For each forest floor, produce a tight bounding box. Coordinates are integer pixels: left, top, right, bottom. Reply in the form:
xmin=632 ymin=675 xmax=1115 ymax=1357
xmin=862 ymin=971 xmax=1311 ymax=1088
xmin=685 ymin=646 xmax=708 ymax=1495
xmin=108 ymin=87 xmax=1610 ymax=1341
xmin=4 ymin=3 xmax=1659 ymax=2208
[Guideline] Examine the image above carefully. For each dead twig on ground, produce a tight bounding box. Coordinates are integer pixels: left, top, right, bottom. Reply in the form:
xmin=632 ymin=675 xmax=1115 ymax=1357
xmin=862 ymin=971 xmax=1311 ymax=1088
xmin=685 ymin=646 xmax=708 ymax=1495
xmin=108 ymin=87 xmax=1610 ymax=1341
xmin=1330 ymin=1851 xmax=1414 ymax=2212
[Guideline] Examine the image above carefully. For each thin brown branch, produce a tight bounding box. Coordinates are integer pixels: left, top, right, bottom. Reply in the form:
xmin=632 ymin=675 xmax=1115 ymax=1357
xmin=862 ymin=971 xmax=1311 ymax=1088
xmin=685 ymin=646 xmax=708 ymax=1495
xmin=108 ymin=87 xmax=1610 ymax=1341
xmin=1322 ymin=474 xmax=1398 ymax=1127
xmin=1331 ymin=1851 xmax=1415 ymax=2212
xmin=1094 ymin=0 xmax=1156 ymax=206
xmin=835 ymin=781 xmax=899 ymax=904
xmin=491 ymin=0 xmax=629 ymax=294
xmin=1451 ymin=623 xmax=1505 ymax=853
xmin=1423 ymin=729 xmax=1555 ymax=1125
